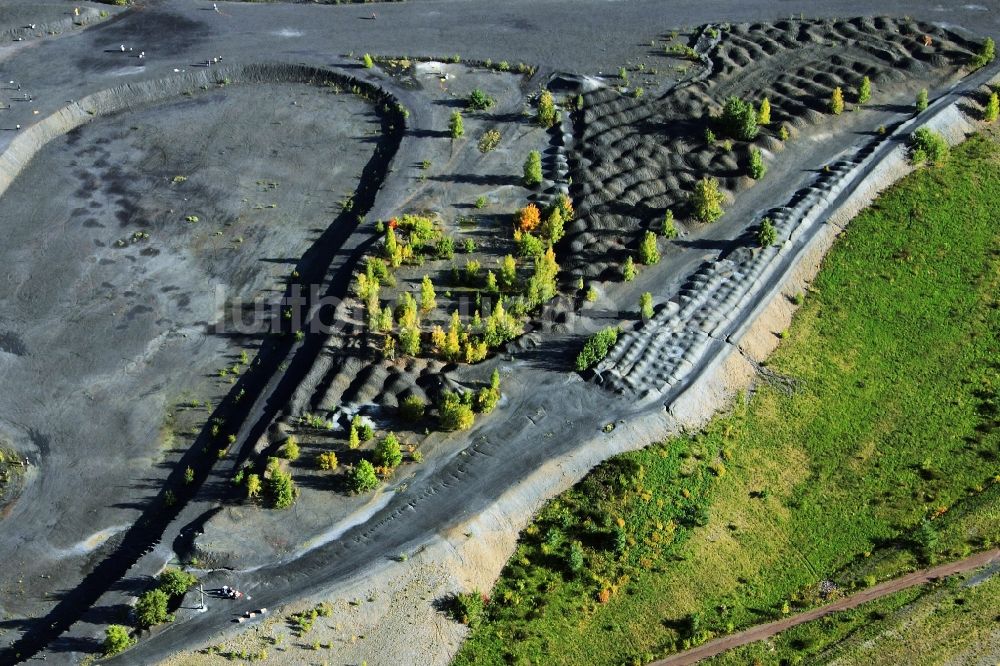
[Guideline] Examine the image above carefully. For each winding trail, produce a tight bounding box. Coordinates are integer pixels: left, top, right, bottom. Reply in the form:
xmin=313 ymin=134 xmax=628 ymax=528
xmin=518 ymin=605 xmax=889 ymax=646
xmin=651 ymin=548 xmax=1000 ymax=666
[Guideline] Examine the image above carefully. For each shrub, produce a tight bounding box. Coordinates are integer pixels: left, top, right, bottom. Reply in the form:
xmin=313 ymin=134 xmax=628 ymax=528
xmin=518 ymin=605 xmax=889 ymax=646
xmin=516 ymin=230 xmax=545 ymax=258
xmin=103 ymin=625 xmax=134 ymax=656
xmin=758 ymin=217 xmax=777 ymax=247
xmin=436 ymin=235 xmax=455 ymax=260
xmin=575 ymin=326 xmax=619 ymax=372
xmin=375 ymin=433 xmax=403 ymax=469
xmin=246 ymin=473 xmax=261 ymax=499
xmin=720 ymin=96 xmax=758 ymax=140
xmin=135 ymin=589 xmax=173 ymax=628
xmin=349 ymin=460 xmax=379 ymax=493
xmin=439 ymin=391 xmax=475 ymax=431
xmin=916 ymin=88 xmax=929 ymax=112
xmin=467 ymin=88 xmax=495 ymax=111
xmin=662 ymin=209 xmax=678 ymax=238
xmin=778 ymin=124 xmax=790 ymax=141
xmin=348 ymin=424 xmax=361 ymax=449
xmin=748 ymin=147 xmax=766 ymax=179
xmin=691 ymin=177 xmax=724 ymax=223
xmin=267 ymin=466 xmax=296 ymax=509
xmin=622 ymin=255 xmax=637 ymax=282
xmin=829 ymin=86 xmax=844 ymax=115
xmin=986 ymin=92 xmax=999 ymax=122
xmin=639 ymin=230 xmax=659 ymax=265
xmin=516 ymin=203 xmax=541 ymax=233
xmin=474 ymin=195 xmax=488 ymax=209
xmin=499 ymin=254 xmax=518 ymax=289
xmin=640 ymin=292 xmax=654 ymax=319
xmin=704 ymin=127 xmax=716 ymax=145
xmin=537 ymin=89 xmax=557 ymax=128
xmin=157 ymin=568 xmax=197 ymax=598
xmin=484 ymin=301 xmax=522 ymax=347
xmin=914 ymin=519 xmax=939 ymax=564
xmin=523 ymin=150 xmax=543 ymax=187
xmin=362 ymin=53 xmax=373 ymax=69
xmin=858 ymin=76 xmax=872 ymax=104
xmin=478 ymin=129 xmax=501 ymax=153
xmin=567 ymin=541 xmax=585 ymax=574
xmin=452 ymin=591 xmax=486 ymax=628
xmin=540 ymin=207 xmax=565 ymax=243
xmin=399 ymin=326 xmax=421 ymax=356
xmin=758 ymin=97 xmax=771 ymax=125
xmin=972 ymin=36 xmax=996 ymax=69
xmin=316 ymin=451 xmax=338 ymax=470
xmin=449 ymin=110 xmax=464 ymax=138
xmin=909 ymin=127 xmax=949 ymax=166
xmin=400 ymin=394 xmax=426 ymax=421
xmin=280 ymin=435 xmax=300 ymax=461
xmin=420 ymin=275 xmax=436 ymax=314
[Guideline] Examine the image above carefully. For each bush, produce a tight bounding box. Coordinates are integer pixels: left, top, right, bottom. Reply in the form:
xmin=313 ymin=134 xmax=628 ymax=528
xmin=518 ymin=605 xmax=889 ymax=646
xmin=375 ymin=433 xmax=403 ymax=469
xmin=640 ymin=292 xmax=654 ymax=319
xmin=280 ymin=435 xmax=300 ymax=461
xmin=349 ymin=459 xmax=379 ymax=493
xmin=639 ymin=230 xmax=659 ymax=265
xmin=622 ymin=255 xmax=637 ymax=282
xmin=916 ymin=88 xmax=929 ymax=112
xmin=246 ymin=473 xmax=261 ymax=499
xmin=720 ymin=96 xmax=758 ymax=140
xmin=575 ymin=326 xmax=619 ymax=372
xmin=157 ymin=568 xmax=197 ymax=598
xmin=971 ymin=36 xmax=995 ymax=69
xmin=103 ymin=625 xmax=134 ymax=656
xmin=420 ymin=275 xmax=436 ymax=314
xmin=540 ymin=207 xmax=565 ymax=243
xmin=779 ymin=124 xmax=790 ymax=141
xmin=399 ymin=326 xmax=421 ymax=356
xmin=986 ymin=92 xmax=999 ymax=123
xmin=523 ymin=150 xmax=543 ymax=187
xmin=758 ymin=217 xmax=777 ymax=247
xmin=316 ymin=451 xmax=338 ymax=470
xmin=467 ymin=88 xmax=495 ymax=111
xmin=662 ymin=209 xmax=678 ymax=239
xmin=400 ymin=394 xmax=426 ymax=421
xmin=439 ymin=391 xmax=475 ymax=431
xmin=436 ymin=235 xmax=455 ymax=260
xmin=478 ymin=129 xmax=501 ymax=153
xmin=266 ymin=458 xmax=296 ymax=509
xmin=909 ymin=127 xmax=949 ymax=166
xmin=362 ymin=53 xmax=373 ymax=69
xmin=452 ymin=591 xmax=486 ymax=628
xmin=516 ymin=230 xmax=545 ymax=258
xmin=757 ymin=97 xmax=771 ymax=125
xmin=537 ymin=89 xmax=557 ymax=128
xmin=748 ymin=147 xmax=766 ymax=179
xmin=135 ymin=588 xmax=173 ymax=628
xmin=449 ymin=110 xmax=464 ymax=138
xmin=829 ymin=86 xmax=844 ymax=115
xmin=567 ymin=540 xmax=585 ymax=574
xmin=691 ymin=177 xmax=724 ymax=223
xmin=858 ymin=76 xmax=872 ymax=104
xmin=704 ymin=127 xmax=716 ymax=145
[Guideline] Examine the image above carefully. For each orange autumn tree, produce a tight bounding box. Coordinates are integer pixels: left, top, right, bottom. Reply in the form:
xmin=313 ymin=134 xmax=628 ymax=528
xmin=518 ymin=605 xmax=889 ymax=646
xmin=515 ymin=203 xmax=541 ymax=233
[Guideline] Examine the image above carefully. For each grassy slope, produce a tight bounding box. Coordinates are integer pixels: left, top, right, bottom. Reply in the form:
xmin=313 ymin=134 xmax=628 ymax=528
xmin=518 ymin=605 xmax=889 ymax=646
xmin=454 ymin=129 xmax=1000 ymax=666
xmin=708 ymin=569 xmax=1000 ymax=665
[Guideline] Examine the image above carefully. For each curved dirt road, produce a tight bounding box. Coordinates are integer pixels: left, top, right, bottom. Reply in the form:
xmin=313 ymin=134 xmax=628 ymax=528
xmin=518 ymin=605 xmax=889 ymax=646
xmin=651 ymin=548 xmax=1000 ymax=666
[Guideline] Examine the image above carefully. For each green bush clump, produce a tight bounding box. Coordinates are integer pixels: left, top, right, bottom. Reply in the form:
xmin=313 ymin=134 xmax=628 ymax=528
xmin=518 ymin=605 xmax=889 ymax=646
xmin=523 ymin=150 xmax=543 ymax=187
xmin=157 ymin=568 xmax=197 ymax=598
xmin=103 ymin=625 xmax=134 ymax=656
xmin=375 ymin=433 xmax=403 ymax=469
xmin=639 ymin=230 xmax=659 ymax=265
xmin=691 ymin=177 xmax=724 ymax=223
xmin=400 ymin=394 xmax=426 ymax=421
xmin=909 ymin=127 xmax=949 ymax=166
xmin=720 ymin=96 xmax=758 ymax=140
xmin=467 ymin=88 xmax=495 ymax=111
xmin=452 ymin=591 xmax=486 ymax=627
xmin=349 ymin=459 xmax=379 ymax=493
xmin=748 ymin=147 xmax=766 ymax=179
xmin=266 ymin=458 xmax=296 ymax=509
xmin=758 ymin=217 xmax=777 ymax=247
xmin=449 ymin=110 xmax=464 ymax=138
xmin=971 ymin=36 xmax=995 ymax=69
xmin=439 ymin=391 xmax=475 ymax=431
xmin=135 ymin=588 xmax=173 ymax=628
xmin=575 ymin=326 xmax=620 ymax=372
xmin=916 ymin=88 xmax=929 ymax=112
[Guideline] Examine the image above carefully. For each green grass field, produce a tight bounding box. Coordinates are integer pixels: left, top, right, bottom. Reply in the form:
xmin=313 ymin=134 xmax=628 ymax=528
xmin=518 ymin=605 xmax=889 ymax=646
xmin=453 ymin=129 xmax=1000 ymax=665
xmin=707 ymin=569 xmax=1000 ymax=665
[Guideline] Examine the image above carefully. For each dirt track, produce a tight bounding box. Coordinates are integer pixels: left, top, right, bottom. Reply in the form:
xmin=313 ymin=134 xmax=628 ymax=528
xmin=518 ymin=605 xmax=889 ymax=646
xmin=651 ymin=548 xmax=1000 ymax=666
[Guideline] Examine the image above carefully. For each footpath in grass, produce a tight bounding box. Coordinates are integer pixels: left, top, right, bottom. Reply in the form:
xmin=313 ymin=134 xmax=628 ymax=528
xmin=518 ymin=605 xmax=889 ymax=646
xmin=453 ymin=129 xmax=1000 ymax=666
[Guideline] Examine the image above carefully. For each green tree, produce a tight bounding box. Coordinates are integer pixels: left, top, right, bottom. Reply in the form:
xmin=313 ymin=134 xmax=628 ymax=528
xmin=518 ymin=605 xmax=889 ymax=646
xmin=758 ymin=97 xmax=771 ymax=125
xmin=691 ymin=177 xmax=724 ymax=223
xmin=575 ymin=327 xmax=619 ymax=372
xmin=985 ymin=92 xmax=999 ymax=122
xmin=567 ymin=540 xmax=585 ymax=574
xmin=758 ymin=217 xmax=777 ymax=247
xmin=537 ymin=89 xmax=557 ymax=128
xmin=858 ymin=76 xmax=872 ymax=104
xmin=439 ymin=391 xmax=475 ymax=431
xmin=914 ymin=519 xmax=939 ymax=564
xmin=349 ymin=424 xmax=361 ymax=449
xmin=266 ymin=458 xmax=296 ymax=509
xmin=485 ymin=270 xmax=499 ymax=293
xmin=362 ymin=53 xmax=373 ymax=69
xmin=467 ymin=88 xmax=494 ymax=111
xmin=135 ymin=589 xmax=173 ymax=628
xmin=400 ymin=395 xmax=425 ymax=421
xmin=720 ymin=96 xmax=758 ymax=140
xmin=103 ymin=625 xmax=134 ymax=656
xmin=316 ymin=451 xmax=338 ymax=470
xmin=748 ymin=146 xmax=766 ymax=179
xmin=916 ymin=88 xmax=929 ymax=112
xmin=972 ymin=36 xmax=996 ymax=69
xmin=662 ymin=209 xmax=678 ymax=239
xmin=639 ymin=230 xmax=659 ymax=265
xmin=622 ymin=255 xmax=637 ymax=282
xmin=829 ymin=86 xmax=844 ymax=114
xmin=449 ymin=110 xmax=464 ymax=139
xmin=281 ymin=435 xmax=300 ymax=461
xmin=157 ymin=568 xmax=197 ymax=598
xmin=523 ymin=150 xmax=543 ymax=187
xmin=483 ymin=301 xmax=523 ymax=347
xmin=540 ymin=206 xmax=565 ymax=243
xmin=640 ymin=292 xmax=654 ymax=319
xmin=420 ymin=275 xmax=436 ymax=314
xmin=498 ymin=254 xmax=517 ymax=290
xmin=375 ymin=432 xmax=403 ymax=468
xmin=399 ymin=327 xmax=421 ymax=356
xmin=350 ymin=459 xmax=379 ymax=493
xmin=246 ymin=473 xmax=261 ymax=499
